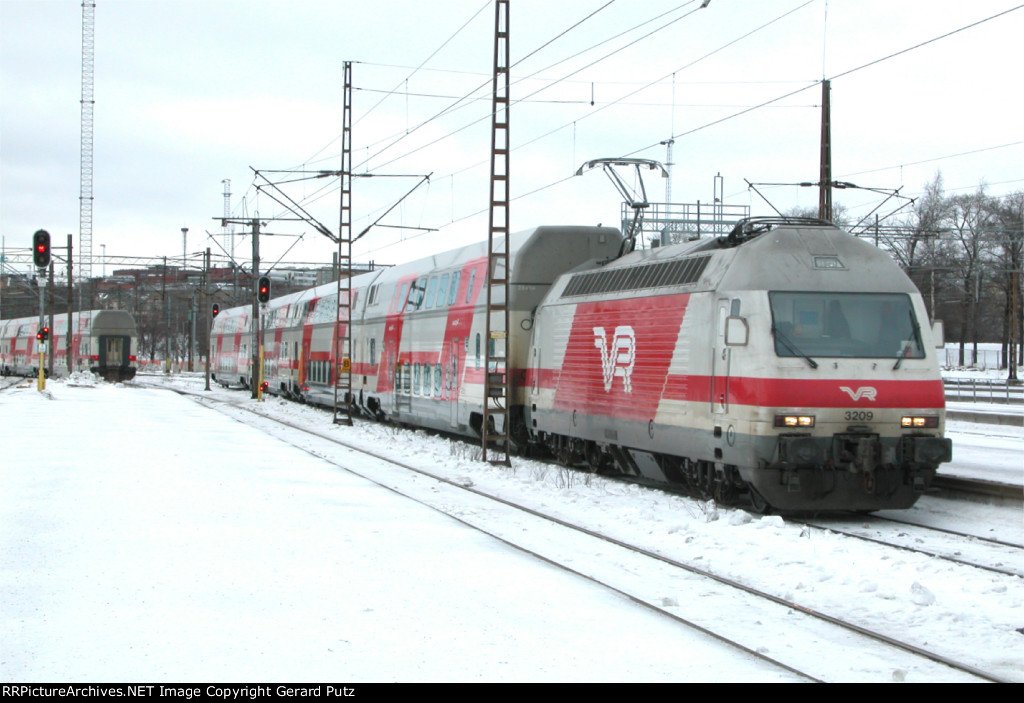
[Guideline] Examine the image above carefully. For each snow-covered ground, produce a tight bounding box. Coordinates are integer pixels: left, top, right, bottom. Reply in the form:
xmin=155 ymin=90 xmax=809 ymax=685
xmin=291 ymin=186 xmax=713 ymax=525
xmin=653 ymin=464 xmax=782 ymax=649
xmin=1 ymin=375 xmax=1021 ymax=682
xmin=944 ymin=411 xmax=1023 ymax=486
xmin=942 ymin=342 xmax=1019 ymax=374
xmin=941 ymin=359 xmax=1023 ymax=485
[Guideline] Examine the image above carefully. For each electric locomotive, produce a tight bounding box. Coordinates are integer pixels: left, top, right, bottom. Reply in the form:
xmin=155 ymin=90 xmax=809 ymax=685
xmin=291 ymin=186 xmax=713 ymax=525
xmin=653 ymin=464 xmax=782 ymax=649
xmin=526 ymin=217 xmax=951 ymax=511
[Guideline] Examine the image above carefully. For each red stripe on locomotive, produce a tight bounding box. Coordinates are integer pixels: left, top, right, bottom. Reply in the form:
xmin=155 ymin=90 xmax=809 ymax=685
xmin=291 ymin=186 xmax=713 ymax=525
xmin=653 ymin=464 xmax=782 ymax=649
xmin=552 ymin=294 xmax=690 ymax=422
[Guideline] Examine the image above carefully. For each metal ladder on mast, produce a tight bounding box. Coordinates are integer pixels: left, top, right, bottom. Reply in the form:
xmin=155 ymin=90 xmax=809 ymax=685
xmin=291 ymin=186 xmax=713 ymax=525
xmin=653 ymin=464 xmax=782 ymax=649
xmin=333 ymin=61 xmax=354 ymax=426
xmin=482 ymin=0 xmax=512 ymax=466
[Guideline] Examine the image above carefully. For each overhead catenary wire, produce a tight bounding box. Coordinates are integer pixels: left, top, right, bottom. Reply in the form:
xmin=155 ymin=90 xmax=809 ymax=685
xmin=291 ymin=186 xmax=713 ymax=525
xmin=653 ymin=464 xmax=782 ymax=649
xmin=841 ymin=141 xmax=1024 ymax=180
xmin=300 ymin=3 xmax=1024 ymax=261
xmin=285 ymin=0 xmax=638 ymax=214
xmin=563 ymin=2 xmax=1024 ymax=223
xmin=444 ymin=1 xmax=815 ymax=182
xmin=622 ymin=3 xmax=1024 ymax=157
xmin=293 ymin=1 xmax=700 ymax=178
xmin=357 ymin=58 xmax=823 ymax=87
xmin=354 ymin=0 xmax=492 ymax=129
xmin=349 ymin=0 xmax=817 ymax=257
xmin=294 ymin=0 xmax=726 ymax=224
xmin=357 ymin=0 xmax=715 ymax=181
xmin=350 ymin=0 xmax=627 ymax=174
xmin=297 ymin=1 xmax=492 ymax=171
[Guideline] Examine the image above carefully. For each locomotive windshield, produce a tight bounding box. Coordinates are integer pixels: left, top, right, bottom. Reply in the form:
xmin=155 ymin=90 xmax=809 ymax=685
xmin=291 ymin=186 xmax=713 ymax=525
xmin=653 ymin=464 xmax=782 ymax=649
xmin=769 ymin=292 xmax=925 ymax=360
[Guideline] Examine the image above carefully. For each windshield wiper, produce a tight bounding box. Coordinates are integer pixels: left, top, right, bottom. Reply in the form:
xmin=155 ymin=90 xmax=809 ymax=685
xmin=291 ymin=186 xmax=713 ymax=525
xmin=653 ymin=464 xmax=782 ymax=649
xmin=773 ymin=325 xmax=818 ymax=369
xmin=893 ymin=310 xmax=923 ymax=370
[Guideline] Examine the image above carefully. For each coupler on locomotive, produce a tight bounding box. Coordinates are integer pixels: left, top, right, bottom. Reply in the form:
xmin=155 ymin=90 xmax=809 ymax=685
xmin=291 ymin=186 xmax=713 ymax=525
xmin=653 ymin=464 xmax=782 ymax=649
xmin=748 ymin=431 xmax=953 ymax=512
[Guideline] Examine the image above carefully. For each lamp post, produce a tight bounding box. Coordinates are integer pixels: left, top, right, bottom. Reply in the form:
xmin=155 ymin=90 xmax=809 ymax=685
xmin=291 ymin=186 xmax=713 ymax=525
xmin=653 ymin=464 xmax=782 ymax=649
xmin=181 ymin=227 xmax=189 ymax=370
xmin=182 ymin=227 xmax=188 ymax=273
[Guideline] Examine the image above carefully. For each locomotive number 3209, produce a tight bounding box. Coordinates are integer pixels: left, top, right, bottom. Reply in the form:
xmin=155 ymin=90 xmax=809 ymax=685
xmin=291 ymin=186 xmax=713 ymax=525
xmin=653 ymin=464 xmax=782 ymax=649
xmin=844 ymin=410 xmax=874 ymax=421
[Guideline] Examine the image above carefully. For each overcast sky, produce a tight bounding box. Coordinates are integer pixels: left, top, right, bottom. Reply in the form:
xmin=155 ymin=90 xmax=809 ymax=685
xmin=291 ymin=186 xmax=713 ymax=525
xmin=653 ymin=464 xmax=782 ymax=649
xmin=1 ymin=0 xmax=1022 ymax=276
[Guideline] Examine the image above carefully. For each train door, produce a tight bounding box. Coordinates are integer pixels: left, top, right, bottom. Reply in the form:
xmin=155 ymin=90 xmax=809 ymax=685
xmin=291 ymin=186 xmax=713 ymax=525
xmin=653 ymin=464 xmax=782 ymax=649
xmin=449 ymin=338 xmax=460 ymax=427
xmin=711 ymin=299 xmax=731 ymax=414
xmin=101 ymin=336 xmax=127 ymax=369
xmin=388 ymin=338 xmax=398 ymax=413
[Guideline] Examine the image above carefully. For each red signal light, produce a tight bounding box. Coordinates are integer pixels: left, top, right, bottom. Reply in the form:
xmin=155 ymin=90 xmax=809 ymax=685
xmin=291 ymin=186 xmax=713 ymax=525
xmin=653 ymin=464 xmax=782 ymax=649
xmin=32 ymin=230 xmax=51 ymax=268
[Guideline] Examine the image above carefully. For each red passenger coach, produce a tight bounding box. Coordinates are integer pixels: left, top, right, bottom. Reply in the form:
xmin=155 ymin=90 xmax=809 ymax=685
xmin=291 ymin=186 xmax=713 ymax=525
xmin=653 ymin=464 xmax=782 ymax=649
xmin=211 ymin=218 xmax=952 ymax=513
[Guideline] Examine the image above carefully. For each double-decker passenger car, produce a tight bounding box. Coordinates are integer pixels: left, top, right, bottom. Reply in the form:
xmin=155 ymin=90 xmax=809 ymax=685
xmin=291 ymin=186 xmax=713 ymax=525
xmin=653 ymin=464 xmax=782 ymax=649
xmin=0 ymin=309 xmax=138 ymax=382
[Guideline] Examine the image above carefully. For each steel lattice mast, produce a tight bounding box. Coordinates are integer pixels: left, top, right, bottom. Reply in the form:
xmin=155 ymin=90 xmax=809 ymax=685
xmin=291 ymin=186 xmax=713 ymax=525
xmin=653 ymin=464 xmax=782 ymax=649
xmin=79 ymin=1 xmax=96 ymax=280
xmin=482 ymin=0 xmax=512 ymax=465
xmin=333 ymin=61 xmax=355 ymax=426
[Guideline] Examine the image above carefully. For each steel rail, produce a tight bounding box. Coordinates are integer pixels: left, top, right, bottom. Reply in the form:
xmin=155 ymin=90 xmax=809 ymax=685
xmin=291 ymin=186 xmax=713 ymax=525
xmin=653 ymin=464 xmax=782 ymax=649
xmin=138 ymin=379 xmax=1009 ymax=683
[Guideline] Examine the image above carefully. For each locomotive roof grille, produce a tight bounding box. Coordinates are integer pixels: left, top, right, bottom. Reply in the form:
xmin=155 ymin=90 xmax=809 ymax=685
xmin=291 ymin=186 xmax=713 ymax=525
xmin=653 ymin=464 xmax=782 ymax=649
xmin=563 ymin=254 xmax=710 ymax=297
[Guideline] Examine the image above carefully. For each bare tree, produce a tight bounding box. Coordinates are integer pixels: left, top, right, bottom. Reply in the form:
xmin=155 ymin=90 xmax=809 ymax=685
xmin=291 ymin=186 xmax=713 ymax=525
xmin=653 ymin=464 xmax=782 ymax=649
xmin=887 ymin=173 xmax=952 ymax=321
xmin=942 ymin=187 xmax=998 ymax=365
xmin=783 ymin=203 xmax=850 ymax=228
xmin=990 ymin=191 xmax=1023 ymax=378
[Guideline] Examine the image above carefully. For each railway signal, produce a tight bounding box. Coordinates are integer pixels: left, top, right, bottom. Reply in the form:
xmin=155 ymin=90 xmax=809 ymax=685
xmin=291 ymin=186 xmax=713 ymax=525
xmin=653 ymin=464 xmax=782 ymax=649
xmin=212 ymin=303 xmax=220 ymax=317
xmin=257 ymin=276 xmax=271 ymax=304
xmin=32 ymin=230 xmax=51 ymax=269
xmin=35 ymin=326 xmax=50 ymax=342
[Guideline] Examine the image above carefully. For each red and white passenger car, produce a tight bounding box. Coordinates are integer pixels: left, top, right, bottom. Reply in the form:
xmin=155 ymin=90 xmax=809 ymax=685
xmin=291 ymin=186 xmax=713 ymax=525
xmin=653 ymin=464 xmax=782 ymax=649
xmin=1 ymin=309 xmax=138 ymax=381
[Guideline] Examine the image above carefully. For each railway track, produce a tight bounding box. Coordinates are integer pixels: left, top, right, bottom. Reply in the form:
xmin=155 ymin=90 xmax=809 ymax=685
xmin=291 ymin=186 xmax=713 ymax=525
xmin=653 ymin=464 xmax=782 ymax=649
xmin=139 ymin=379 xmax=1014 ymax=683
xmin=0 ymin=376 xmax=31 ymax=392
xmin=932 ymin=474 xmax=1023 ymax=502
xmin=801 ymin=516 xmax=1024 ymax=579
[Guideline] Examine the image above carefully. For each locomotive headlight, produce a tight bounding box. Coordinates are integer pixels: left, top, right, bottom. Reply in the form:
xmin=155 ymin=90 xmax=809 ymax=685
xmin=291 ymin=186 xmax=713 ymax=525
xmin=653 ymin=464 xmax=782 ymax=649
xmin=901 ymin=416 xmax=939 ymax=429
xmin=774 ymin=415 xmax=815 ymax=428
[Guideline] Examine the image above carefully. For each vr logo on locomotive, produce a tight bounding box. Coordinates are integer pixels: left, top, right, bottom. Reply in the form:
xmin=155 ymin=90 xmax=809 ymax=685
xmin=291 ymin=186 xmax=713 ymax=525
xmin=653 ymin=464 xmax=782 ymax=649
xmin=593 ymin=325 xmax=636 ymax=393
xmin=840 ymin=385 xmax=878 ymax=402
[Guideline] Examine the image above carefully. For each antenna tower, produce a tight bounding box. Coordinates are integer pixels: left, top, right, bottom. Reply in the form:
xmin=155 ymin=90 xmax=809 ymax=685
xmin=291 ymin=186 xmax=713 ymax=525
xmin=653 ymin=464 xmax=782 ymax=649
xmin=79 ymin=1 xmax=96 ymax=279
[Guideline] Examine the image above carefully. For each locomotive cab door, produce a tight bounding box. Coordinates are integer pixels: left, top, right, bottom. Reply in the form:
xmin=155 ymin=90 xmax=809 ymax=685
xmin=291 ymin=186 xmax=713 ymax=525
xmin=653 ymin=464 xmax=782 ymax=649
xmin=711 ymin=299 xmax=731 ymax=415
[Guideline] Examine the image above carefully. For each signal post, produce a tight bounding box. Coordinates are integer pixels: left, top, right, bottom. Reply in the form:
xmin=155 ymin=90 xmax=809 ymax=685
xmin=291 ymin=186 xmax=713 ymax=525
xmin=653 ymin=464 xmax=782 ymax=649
xmin=32 ymin=230 xmax=51 ymax=391
xmin=206 ymin=248 xmax=214 ymax=392
xmin=257 ymin=275 xmax=270 ymax=402
xmin=217 ymin=217 xmax=264 ymax=400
